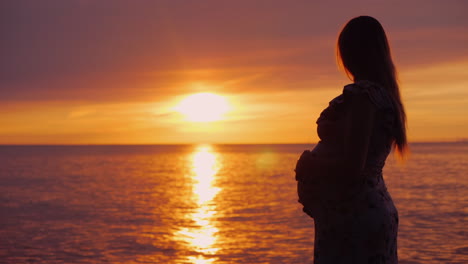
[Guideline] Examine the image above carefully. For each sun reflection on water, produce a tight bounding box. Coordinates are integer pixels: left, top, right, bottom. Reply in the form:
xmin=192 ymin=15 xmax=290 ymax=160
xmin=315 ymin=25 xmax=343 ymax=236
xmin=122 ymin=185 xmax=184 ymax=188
xmin=177 ymin=145 xmax=221 ymax=263
xmin=192 ymin=148 xmax=220 ymax=205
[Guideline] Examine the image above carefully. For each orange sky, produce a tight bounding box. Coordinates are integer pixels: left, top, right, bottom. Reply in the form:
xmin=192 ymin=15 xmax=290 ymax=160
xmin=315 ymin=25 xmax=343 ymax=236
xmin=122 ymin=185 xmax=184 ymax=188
xmin=1 ymin=1 xmax=467 ymax=144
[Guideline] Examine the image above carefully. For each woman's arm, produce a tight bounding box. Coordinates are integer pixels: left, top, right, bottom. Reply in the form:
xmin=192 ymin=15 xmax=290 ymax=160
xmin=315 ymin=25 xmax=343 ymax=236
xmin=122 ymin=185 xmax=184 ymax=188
xmin=341 ymin=90 xmax=377 ymax=185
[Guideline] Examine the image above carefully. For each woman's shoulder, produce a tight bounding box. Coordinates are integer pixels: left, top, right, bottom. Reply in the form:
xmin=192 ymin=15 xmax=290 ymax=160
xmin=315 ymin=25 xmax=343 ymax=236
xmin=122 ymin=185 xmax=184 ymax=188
xmin=342 ymin=80 xmax=394 ymax=110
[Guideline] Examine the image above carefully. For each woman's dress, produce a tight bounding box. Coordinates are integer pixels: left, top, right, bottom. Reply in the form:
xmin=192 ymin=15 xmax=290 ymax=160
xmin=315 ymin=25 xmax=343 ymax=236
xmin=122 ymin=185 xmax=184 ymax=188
xmin=296 ymin=80 xmax=399 ymax=264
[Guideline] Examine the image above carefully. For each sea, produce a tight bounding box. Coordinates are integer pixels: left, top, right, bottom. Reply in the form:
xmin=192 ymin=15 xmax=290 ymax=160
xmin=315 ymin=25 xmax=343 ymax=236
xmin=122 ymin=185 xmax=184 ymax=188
xmin=0 ymin=143 xmax=466 ymax=264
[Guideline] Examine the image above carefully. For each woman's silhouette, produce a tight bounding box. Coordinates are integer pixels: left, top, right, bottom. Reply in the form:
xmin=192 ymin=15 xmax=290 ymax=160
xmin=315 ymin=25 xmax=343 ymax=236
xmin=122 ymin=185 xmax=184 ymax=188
xmin=295 ymin=16 xmax=407 ymax=263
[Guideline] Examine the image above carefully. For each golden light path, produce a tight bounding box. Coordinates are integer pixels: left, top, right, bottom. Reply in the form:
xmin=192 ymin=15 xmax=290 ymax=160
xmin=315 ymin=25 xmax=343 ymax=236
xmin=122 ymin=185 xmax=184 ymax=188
xmin=177 ymin=145 xmax=221 ymax=264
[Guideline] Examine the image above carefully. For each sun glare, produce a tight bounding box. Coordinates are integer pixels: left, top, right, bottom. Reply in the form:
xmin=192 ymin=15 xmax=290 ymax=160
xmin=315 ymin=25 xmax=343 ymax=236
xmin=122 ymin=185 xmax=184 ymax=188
xmin=175 ymin=93 xmax=230 ymax=122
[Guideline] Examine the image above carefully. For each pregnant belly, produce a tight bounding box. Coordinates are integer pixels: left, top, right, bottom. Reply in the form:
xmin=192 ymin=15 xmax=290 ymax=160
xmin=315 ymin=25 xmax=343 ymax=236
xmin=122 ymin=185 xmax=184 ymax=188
xmin=296 ymin=142 xmax=345 ymax=217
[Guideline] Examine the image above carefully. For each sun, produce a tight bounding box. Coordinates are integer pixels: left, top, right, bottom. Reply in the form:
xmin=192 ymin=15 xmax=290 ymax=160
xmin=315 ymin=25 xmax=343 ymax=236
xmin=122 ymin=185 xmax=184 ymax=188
xmin=175 ymin=93 xmax=230 ymax=122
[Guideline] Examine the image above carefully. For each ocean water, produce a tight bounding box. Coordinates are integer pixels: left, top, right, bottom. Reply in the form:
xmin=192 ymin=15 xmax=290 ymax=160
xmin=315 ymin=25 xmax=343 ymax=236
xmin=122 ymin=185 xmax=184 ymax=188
xmin=0 ymin=143 xmax=466 ymax=264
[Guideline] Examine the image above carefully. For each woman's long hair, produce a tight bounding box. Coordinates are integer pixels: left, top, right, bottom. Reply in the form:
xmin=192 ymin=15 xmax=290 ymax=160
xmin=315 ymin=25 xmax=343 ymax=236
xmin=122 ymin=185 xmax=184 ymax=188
xmin=337 ymin=16 xmax=408 ymax=157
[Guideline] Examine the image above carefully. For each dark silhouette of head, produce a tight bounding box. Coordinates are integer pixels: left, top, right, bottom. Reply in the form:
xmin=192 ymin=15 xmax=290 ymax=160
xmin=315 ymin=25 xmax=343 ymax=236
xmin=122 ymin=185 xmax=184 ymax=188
xmin=337 ymin=16 xmax=407 ymax=156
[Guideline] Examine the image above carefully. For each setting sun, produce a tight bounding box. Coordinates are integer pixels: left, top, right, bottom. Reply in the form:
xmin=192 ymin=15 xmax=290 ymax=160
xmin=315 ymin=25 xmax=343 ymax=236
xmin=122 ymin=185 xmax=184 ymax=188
xmin=175 ymin=93 xmax=230 ymax=122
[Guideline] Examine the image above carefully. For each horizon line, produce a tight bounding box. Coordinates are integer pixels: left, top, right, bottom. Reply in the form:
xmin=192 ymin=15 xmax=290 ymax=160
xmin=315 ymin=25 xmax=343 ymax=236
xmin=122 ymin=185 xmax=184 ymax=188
xmin=1 ymin=140 xmax=467 ymax=146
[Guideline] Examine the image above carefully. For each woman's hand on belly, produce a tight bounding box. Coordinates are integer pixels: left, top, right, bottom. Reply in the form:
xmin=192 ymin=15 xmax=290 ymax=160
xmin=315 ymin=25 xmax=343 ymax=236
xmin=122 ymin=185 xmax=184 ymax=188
xmin=295 ymin=150 xmax=341 ymax=183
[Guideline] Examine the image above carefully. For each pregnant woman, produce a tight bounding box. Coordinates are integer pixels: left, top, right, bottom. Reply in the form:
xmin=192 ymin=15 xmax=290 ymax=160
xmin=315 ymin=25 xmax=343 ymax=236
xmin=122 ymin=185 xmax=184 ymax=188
xmin=295 ymin=16 xmax=407 ymax=263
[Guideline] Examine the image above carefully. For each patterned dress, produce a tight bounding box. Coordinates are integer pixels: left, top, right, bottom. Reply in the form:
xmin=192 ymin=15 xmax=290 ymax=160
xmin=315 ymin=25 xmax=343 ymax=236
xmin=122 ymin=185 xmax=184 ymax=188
xmin=296 ymin=80 xmax=399 ymax=264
